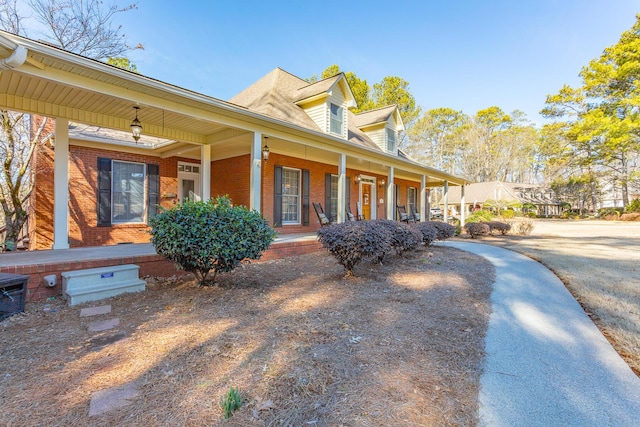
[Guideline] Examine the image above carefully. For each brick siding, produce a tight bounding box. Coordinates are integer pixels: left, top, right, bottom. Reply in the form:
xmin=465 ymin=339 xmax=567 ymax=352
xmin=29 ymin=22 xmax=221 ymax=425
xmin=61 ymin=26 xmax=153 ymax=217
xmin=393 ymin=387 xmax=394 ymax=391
xmin=3 ymin=239 xmax=323 ymax=301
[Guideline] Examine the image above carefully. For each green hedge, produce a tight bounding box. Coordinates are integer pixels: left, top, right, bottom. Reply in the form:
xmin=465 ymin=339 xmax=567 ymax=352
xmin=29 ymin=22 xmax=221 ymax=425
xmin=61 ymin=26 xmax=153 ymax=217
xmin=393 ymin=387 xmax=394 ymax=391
xmin=149 ymin=196 xmax=276 ymax=285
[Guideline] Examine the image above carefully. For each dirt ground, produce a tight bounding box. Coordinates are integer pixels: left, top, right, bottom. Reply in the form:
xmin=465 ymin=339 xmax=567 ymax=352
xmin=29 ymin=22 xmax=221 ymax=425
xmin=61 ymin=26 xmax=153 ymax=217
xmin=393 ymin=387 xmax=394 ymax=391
xmin=480 ymin=219 xmax=640 ymax=375
xmin=0 ymin=245 xmax=494 ymax=426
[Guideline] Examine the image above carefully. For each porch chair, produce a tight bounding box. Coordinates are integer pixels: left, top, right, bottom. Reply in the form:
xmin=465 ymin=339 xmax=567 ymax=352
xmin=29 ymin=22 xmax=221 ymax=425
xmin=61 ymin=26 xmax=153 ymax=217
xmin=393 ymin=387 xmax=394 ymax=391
xmin=410 ymin=206 xmax=421 ymax=222
xmin=313 ymin=202 xmax=333 ymax=227
xmin=397 ymin=205 xmax=413 ymax=223
xmin=356 ymin=201 xmax=364 ymax=221
xmin=346 ymin=205 xmax=361 ymax=221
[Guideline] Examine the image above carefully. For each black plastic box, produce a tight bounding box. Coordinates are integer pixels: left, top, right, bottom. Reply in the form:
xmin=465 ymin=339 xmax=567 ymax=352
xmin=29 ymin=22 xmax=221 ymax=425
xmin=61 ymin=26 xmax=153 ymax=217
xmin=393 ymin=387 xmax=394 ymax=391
xmin=0 ymin=273 xmax=29 ymax=320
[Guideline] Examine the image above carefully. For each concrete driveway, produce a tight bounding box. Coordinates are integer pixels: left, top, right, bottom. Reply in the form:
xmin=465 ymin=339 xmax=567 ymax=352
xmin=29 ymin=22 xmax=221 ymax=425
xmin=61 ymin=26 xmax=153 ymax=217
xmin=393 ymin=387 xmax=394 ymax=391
xmin=442 ymin=241 xmax=640 ymax=426
xmin=480 ymin=219 xmax=640 ymax=374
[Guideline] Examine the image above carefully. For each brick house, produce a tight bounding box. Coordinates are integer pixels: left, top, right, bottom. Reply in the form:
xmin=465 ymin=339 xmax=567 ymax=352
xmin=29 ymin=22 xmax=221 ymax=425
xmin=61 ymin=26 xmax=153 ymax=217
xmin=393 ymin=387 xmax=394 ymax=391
xmin=1 ymin=31 xmax=468 ymax=250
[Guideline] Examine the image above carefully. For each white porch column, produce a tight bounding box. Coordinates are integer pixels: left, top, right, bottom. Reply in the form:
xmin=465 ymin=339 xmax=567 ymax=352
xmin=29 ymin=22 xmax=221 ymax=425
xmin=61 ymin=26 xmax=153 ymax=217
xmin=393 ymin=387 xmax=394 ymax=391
xmin=420 ymin=175 xmax=427 ymax=222
xmin=337 ymin=153 xmax=346 ymax=223
xmin=53 ymin=118 xmax=69 ymax=249
xmin=460 ymin=184 xmax=466 ymax=227
xmin=443 ymin=180 xmax=449 ymax=223
xmin=386 ymin=166 xmax=395 ymax=220
xmin=249 ymin=131 xmax=262 ymax=212
xmin=200 ymin=145 xmax=211 ymax=202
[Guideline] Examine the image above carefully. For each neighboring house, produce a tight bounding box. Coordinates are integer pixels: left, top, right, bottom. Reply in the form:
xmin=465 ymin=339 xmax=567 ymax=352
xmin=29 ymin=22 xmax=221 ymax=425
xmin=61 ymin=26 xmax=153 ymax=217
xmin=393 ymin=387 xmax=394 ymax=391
xmin=0 ymin=31 xmax=467 ymax=250
xmin=437 ymin=181 xmax=563 ymax=217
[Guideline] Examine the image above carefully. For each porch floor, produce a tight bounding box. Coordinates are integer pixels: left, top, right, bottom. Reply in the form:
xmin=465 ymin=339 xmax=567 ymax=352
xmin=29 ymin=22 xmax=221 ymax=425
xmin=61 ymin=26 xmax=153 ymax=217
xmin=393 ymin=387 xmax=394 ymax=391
xmin=0 ymin=233 xmax=320 ymax=300
xmin=0 ymin=233 xmax=318 ymax=268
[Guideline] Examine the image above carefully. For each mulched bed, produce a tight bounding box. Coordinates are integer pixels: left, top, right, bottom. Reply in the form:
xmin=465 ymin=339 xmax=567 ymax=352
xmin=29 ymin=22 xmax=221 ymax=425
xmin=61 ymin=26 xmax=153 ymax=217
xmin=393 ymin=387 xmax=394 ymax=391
xmin=0 ymin=245 xmax=494 ymax=426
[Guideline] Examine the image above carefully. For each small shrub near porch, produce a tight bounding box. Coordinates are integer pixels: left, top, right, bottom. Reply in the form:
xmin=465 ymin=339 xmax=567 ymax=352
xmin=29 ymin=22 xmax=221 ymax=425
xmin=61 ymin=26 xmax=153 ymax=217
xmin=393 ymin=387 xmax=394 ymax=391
xmin=464 ymin=222 xmax=491 ymax=239
xmin=317 ymin=219 xmax=456 ymax=277
xmin=317 ymin=221 xmax=393 ymax=277
xmin=149 ymin=196 xmax=276 ymax=285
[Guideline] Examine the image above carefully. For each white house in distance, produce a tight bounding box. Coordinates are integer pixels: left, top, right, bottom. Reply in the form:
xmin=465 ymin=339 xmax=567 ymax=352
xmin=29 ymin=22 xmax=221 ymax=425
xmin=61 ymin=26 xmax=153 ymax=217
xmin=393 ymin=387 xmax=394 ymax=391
xmin=437 ymin=181 xmax=563 ymax=217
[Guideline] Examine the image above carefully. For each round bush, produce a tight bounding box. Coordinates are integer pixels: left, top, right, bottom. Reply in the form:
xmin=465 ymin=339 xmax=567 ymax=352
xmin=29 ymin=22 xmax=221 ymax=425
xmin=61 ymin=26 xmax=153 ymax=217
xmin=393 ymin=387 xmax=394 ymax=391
xmin=412 ymin=222 xmax=438 ymax=246
xmin=317 ymin=221 xmax=393 ymax=276
xmin=373 ymin=219 xmax=422 ymax=257
xmin=149 ymin=196 xmax=276 ymax=285
xmin=464 ymin=222 xmax=491 ymax=238
xmin=484 ymin=221 xmax=511 ymax=235
xmin=429 ymin=221 xmax=456 ymax=240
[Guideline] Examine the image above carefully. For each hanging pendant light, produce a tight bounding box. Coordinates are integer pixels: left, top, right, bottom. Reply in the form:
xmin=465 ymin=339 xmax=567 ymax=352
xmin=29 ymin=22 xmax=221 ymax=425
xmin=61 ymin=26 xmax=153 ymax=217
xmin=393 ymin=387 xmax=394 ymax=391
xmin=130 ymin=106 xmax=142 ymax=142
xmin=262 ymin=136 xmax=270 ymax=162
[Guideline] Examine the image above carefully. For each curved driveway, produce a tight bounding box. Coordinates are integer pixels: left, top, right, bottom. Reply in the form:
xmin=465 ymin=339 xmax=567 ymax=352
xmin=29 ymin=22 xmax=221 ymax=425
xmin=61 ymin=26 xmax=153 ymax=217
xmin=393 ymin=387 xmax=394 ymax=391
xmin=482 ymin=219 xmax=640 ymax=375
xmin=441 ymin=241 xmax=640 ymax=426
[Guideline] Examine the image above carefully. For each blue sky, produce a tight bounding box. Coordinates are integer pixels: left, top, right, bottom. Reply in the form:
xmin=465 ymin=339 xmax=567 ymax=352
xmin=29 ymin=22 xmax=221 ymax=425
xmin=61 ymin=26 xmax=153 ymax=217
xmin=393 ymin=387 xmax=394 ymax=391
xmin=114 ymin=1 xmax=638 ymax=125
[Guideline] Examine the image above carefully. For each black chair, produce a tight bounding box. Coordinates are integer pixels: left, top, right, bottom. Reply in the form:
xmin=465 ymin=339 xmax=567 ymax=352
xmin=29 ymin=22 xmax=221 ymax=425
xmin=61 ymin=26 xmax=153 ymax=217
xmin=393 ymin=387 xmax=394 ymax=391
xmin=397 ymin=205 xmax=413 ymax=223
xmin=313 ymin=202 xmax=333 ymax=226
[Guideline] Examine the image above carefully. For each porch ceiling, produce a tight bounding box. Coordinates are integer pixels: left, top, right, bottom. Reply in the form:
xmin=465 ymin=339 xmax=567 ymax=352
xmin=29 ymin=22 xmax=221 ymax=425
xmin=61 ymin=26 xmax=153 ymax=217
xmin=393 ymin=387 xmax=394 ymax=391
xmin=0 ymin=70 xmax=237 ymax=144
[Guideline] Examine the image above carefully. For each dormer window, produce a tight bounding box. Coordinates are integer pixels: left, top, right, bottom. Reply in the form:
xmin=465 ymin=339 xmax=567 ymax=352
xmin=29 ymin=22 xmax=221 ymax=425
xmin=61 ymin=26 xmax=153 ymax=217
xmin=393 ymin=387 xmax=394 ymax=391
xmin=385 ymin=128 xmax=396 ymax=152
xmin=330 ymin=103 xmax=344 ymax=135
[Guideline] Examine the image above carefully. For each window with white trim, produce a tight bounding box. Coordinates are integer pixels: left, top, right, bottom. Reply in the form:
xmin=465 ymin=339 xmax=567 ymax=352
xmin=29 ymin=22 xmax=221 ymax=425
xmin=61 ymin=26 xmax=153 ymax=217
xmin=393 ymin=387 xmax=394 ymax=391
xmin=112 ymin=161 xmax=146 ymax=223
xmin=282 ymin=167 xmax=301 ymax=224
xmin=386 ymin=128 xmax=396 ymax=152
xmin=330 ymin=103 xmax=344 ymax=135
xmin=407 ymin=187 xmax=417 ymax=217
xmin=330 ymin=174 xmax=339 ymax=220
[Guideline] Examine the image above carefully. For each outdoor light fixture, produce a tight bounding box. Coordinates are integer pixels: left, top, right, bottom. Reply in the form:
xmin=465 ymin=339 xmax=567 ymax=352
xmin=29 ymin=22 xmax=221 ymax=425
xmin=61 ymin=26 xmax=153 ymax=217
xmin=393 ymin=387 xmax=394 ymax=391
xmin=262 ymin=136 xmax=270 ymax=162
xmin=356 ymin=174 xmax=362 ymax=182
xmin=130 ymin=106 xmax=142 ymax=142
xmin=380 ymin=178 xmax=386 ymax=187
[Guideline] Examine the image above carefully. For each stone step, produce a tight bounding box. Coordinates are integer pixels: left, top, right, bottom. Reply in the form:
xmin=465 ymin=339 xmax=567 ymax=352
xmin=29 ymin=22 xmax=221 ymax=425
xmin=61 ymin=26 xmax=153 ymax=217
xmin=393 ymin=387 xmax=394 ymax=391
xmin=62 ymin=264 xmax=145 ymax=306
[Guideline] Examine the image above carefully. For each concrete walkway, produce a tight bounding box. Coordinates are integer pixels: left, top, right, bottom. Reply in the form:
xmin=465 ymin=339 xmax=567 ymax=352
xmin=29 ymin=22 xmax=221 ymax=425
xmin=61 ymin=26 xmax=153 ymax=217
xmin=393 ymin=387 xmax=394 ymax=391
xmin=440 ymin=241 xmax=640 ymax=427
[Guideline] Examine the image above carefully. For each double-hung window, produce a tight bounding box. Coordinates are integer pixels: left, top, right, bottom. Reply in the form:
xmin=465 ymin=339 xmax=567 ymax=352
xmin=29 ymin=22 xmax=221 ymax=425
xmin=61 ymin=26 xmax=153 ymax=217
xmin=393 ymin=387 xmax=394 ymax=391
xmin=330 ymin=103 xmax=344 ymax=135
xmin=386 ymin=128 xmax=396 ymax=153
xmin=97 ymin=157 xmax=159 ymax=226
xmin=407 ymin=187 xmax=417 ymax=217
xmin=112 ymin=161 xmax=146 ymax=223
xmin=281 ymin=167 xmax=301 ymax=224
xmin=329 ymin=174 xmax=339 ymax=220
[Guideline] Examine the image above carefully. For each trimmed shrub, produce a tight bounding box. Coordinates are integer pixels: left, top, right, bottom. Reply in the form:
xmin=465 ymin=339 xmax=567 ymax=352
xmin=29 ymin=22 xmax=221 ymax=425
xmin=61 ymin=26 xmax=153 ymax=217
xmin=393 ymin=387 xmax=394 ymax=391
xmin=429 ymin=221 xmax=456 ymax=240
xmin=317 ymin=221 xmax=393 ymax=277
xmin=412 ymin=222 xmax=439 ymax=246
xmin=464 ymin=222 xmax=491 ymax=238
xmin=484 ymin=221 xmax=511 ymax=235
xmin=149 ymin=196 xmax=276 ymax=285
xmin=373 ymin=219 xmax=422 ymax=257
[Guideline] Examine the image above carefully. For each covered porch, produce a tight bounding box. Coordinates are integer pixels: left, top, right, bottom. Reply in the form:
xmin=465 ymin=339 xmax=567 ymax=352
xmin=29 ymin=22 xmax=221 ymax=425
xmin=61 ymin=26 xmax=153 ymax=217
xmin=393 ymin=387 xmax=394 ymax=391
xmin=0 ymin=31 xmax=467 ymax=252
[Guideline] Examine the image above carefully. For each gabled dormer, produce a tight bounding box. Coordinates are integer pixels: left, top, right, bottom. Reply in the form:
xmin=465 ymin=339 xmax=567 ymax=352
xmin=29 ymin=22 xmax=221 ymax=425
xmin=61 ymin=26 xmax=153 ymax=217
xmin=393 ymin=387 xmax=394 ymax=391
xmin=294 ymin=73 xmax=357 ymax=139
xmin=353 ymin=106 xmax=405 ymax=154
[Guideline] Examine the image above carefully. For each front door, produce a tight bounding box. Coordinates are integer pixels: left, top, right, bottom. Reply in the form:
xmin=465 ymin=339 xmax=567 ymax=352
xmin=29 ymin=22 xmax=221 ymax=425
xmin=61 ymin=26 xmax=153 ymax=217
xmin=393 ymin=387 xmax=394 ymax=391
xmin=178 ymin=162 xmax=201 ymax=202
xmin=360 ymin=178 xmax=376 ymax=220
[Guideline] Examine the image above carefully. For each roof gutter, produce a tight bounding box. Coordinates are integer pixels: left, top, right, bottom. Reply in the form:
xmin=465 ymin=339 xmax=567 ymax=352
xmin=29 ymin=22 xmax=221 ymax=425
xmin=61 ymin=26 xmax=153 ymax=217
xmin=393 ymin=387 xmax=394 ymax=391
xmin=0 ymin=33 xmax=27 ymax=70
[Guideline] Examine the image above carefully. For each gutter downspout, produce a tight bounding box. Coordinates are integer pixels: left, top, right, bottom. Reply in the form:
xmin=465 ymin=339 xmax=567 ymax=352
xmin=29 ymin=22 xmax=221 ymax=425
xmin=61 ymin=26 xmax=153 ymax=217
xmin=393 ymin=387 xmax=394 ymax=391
xmin=0 ymin=34 xmax=27 ymax=70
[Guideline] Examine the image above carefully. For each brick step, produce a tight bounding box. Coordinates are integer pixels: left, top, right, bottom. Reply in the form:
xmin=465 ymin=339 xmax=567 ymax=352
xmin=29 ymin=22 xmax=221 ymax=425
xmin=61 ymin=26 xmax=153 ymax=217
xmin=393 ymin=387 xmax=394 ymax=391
xmin=62 ymin=264 xmax=145 ymax=306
